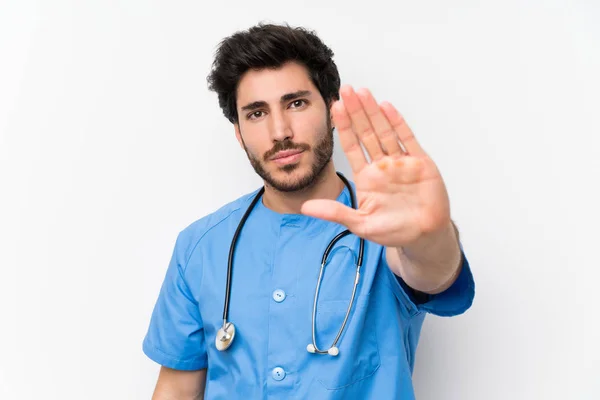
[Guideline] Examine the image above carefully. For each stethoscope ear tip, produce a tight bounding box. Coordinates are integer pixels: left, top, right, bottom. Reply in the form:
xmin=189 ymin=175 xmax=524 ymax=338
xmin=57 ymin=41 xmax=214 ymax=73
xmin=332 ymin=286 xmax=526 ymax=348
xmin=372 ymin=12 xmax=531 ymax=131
xmin=306 ymin=344 xmax=340 ymax=356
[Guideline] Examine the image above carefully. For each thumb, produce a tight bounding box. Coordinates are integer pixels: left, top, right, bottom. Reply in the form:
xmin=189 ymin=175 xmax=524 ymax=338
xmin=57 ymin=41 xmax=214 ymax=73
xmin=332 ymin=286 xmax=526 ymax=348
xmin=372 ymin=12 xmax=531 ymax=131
xmin=300 ymin=199 xmax=362 ymax=230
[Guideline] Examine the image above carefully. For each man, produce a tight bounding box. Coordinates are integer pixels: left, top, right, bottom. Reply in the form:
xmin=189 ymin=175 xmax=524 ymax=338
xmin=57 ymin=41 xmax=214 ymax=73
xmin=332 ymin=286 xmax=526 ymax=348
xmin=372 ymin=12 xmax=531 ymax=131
xmin=143 ymin=23 xmax=475 ymax=399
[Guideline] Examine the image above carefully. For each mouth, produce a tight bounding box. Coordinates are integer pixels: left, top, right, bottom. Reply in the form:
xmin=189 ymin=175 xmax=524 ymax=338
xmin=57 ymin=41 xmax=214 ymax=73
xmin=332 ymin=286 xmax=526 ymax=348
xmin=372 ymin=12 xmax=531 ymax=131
xmin=270 ymin=149 xmax=304 ymax=165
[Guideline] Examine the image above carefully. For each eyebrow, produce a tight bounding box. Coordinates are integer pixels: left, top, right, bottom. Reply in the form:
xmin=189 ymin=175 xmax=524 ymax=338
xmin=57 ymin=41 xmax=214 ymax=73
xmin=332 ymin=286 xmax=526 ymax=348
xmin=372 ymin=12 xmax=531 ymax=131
xmin=240 ymin=90 xmax=312 ymax=112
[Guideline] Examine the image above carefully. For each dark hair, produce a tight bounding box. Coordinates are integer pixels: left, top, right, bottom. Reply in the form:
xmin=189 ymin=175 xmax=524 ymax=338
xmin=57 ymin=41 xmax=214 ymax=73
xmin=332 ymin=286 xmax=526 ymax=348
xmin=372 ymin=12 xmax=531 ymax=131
xmin=206 ymin=23 xmax=341 ymax=124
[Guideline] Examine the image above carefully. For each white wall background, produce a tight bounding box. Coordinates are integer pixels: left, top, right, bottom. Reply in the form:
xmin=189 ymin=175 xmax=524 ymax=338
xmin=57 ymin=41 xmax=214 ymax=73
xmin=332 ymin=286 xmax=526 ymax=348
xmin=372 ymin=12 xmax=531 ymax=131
xmin=1 ymin=0 xmax=599 ymax=399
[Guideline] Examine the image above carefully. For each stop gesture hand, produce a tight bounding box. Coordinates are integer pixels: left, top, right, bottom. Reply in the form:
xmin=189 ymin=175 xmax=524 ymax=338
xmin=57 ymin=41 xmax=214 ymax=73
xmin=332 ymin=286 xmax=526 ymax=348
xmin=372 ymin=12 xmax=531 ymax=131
xmin=301 ymin=85 xmax=452 ymax=249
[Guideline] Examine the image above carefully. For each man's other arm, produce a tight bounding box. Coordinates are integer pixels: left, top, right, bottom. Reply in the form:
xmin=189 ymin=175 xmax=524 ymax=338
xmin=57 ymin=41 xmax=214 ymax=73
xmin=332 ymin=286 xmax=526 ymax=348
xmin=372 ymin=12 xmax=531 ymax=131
xmin=151 ymin=366 xmax=207 ymax=400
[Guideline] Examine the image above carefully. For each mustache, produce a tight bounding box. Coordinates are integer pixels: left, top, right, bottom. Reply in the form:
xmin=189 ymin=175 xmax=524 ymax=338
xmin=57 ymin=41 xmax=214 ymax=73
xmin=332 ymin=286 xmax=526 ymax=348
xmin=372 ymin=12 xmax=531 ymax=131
xmin=263 ymin=140 xmax=310 ymax=161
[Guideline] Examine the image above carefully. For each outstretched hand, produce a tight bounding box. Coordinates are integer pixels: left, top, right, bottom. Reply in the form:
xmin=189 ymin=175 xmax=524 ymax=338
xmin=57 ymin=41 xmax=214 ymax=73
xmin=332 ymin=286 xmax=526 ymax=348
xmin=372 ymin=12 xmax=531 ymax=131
xmin=300 ymin=85 xmax=452 ymax=248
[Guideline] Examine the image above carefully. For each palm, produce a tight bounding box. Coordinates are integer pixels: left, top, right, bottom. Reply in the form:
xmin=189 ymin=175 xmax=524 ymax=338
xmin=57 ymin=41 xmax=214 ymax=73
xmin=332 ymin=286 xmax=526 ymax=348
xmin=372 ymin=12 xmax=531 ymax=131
xmin=351 ymin=154 xmax=449 ymax=247
xmin=301 ymin=86 xmax=451 ymax=248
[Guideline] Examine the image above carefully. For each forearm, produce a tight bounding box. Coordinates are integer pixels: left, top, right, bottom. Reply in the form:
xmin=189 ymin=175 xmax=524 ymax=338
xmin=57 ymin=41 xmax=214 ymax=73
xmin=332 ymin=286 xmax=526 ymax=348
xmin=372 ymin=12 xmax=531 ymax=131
xmin=151 ymin=367 xmax=206 ymax=400
xmin=152 ymin=389 xmax=203 ymax=400
xmin=388 ymin=220 xmax=462 ymax=295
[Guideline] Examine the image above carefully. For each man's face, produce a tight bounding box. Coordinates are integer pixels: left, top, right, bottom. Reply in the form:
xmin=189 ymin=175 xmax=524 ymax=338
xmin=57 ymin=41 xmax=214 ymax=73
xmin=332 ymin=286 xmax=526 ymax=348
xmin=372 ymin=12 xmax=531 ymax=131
xmin=234 ymin=61 xmax=334 ymax=192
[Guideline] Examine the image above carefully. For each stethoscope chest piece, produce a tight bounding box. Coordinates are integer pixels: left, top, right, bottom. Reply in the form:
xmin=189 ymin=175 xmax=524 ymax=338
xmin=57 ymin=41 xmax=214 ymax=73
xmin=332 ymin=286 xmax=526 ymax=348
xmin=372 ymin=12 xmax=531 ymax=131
xmin=216 ymin=322 xmax=236 ymax=351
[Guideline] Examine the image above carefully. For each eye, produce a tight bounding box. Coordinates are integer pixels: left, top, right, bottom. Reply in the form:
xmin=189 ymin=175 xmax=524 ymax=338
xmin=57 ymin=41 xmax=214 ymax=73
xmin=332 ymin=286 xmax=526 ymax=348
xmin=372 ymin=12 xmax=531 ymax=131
xmin=247 ymin=111 xmax=264 ymax=120
xmin=289 ymin=99 xmax=308 ymax=109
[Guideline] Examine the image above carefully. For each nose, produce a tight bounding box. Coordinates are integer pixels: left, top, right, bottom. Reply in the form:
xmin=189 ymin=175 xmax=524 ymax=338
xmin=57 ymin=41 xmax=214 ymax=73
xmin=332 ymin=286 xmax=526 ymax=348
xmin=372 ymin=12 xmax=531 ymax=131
xmin=269 ymin=109 xmax=293 ymax=142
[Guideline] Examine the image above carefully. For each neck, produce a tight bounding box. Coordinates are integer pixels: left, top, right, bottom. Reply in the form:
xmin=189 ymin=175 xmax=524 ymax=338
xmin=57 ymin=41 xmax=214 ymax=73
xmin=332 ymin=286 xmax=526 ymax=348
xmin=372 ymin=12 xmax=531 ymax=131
xmin=261 ymin=162 xmax=344 ymax=214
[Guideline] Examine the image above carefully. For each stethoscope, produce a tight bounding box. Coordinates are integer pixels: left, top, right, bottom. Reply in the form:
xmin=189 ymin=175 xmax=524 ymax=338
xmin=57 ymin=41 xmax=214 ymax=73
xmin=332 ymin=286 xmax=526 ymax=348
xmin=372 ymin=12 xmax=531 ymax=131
xmin=215 ymin=172 xmax=365 ymax=357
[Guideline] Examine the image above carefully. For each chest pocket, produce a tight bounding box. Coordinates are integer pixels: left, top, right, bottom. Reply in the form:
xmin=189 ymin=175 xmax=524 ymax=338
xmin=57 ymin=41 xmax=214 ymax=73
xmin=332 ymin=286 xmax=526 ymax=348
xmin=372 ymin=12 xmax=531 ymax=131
xmin=309 ymin=293 xmax=381 ymax=390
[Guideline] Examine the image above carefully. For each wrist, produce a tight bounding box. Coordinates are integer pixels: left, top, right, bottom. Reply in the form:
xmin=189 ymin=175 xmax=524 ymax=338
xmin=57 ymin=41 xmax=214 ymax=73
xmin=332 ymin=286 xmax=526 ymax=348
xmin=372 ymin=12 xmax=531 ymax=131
xmin=399 ymin=220 xmax=462 ymax=294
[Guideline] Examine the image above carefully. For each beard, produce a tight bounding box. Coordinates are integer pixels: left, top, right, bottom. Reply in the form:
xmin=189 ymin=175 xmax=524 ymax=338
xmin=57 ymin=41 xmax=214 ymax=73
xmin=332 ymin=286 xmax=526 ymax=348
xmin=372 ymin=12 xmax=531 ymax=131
xmin=241 ymin=119 xmax=334 ymax=193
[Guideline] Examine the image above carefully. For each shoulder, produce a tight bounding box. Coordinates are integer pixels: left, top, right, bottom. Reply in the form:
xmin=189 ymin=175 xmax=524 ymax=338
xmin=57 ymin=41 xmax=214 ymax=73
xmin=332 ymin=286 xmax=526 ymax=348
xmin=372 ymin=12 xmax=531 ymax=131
xmin=173 ymin=188 xmax=261 ymax=262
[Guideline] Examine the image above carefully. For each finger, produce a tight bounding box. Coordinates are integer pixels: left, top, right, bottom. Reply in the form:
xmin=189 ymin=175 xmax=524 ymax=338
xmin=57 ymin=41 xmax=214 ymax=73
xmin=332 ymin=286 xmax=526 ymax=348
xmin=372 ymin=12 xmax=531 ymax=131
xmin=331 ymin=100 xmax=367 ymax=174
xmin=339 ymin=85 xmax=385 ymax=161
xmin=356 ymin=88 xmax=405 ymax=158
xmin=300 ymin=199 xmax=364 ymax=231
xmin=380 ymin=102 xmax=426 ymax=157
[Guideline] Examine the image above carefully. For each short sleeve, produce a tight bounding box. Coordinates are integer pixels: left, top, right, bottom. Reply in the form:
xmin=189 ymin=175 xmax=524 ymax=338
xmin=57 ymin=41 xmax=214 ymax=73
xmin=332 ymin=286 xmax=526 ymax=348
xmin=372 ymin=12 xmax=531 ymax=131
xmin=142 ymin=233 xmax=208 ymax=370
xmin=387 ymin=244 xmax=475 ymax=317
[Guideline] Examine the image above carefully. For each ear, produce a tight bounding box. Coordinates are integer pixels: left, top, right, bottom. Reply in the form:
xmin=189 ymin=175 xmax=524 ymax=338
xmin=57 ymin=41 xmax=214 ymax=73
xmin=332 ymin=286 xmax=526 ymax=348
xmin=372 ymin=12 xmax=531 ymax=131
xmin=234 ymin=123 xmax=244 ymax=149
xmin=329 ymin=101 xmax=336 ymax=131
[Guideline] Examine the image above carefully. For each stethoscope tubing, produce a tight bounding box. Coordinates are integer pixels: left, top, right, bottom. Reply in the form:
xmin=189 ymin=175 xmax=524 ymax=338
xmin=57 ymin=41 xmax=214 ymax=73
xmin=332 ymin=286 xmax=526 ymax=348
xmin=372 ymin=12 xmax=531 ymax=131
xmin=219 ymin=172 xmax=364 ymax=355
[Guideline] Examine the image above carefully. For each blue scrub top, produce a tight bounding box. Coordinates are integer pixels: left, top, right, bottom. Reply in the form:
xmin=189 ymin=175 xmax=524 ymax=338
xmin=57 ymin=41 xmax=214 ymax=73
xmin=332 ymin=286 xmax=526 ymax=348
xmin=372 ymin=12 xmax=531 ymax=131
xmin=143 ymin=177 xmax=475 ymax=399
